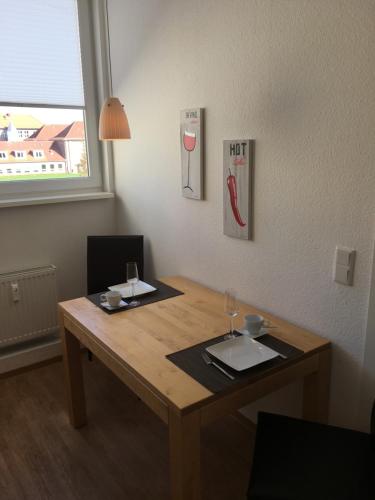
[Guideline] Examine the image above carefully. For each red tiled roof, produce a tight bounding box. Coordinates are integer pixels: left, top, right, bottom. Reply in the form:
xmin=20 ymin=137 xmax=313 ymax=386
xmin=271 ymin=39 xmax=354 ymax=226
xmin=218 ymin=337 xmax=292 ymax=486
xmin=54 ymin=121 xmax=84 ymax=140
xmin=27 ymin=121 xmax=84 ymax=141
xmin=28 ymin=125 xmax=67 ymax=141
xmin=0 ymin=141 xmax=65 ymax=163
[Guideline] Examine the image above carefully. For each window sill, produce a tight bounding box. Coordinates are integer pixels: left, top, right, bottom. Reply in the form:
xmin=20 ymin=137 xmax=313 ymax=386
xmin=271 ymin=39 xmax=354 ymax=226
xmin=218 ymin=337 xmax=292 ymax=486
xmin=0 ymin=191 xmax=114 ymax=208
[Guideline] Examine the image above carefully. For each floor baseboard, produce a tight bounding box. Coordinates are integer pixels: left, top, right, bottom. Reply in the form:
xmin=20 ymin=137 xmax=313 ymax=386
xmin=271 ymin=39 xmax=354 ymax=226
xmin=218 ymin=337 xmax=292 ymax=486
xmin=0 ymin=333 xmax=61 ymax=376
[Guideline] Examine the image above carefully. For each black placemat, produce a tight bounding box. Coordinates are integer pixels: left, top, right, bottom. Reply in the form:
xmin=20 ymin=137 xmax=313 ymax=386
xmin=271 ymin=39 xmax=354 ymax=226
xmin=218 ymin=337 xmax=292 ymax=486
xmin=86 ymin=279 xmax=183 ymax=314
xmin=166 ymin=333 xmax=304 ymax=393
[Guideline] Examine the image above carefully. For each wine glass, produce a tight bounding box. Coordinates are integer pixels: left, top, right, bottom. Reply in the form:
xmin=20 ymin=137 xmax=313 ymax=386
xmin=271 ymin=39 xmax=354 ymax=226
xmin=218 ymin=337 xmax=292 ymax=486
xmin=224 ymin=289 xmax=239 ymax=339
xmin=183 ymin=130 xmax=196 ymax=192
xmin=126 ymin=262 xmax=140 ymax=307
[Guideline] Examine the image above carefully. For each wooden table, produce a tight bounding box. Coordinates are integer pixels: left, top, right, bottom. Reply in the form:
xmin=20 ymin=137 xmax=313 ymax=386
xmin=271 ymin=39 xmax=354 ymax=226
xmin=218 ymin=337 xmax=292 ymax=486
xmin=59 ymin=276 xmax=331 ymax=500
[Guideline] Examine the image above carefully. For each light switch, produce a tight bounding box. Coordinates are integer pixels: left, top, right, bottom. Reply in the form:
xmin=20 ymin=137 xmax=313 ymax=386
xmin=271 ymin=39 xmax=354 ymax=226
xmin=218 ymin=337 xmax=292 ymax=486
xmin=334 ymin=246 xmax=356 ymax=286
xmin=336 ymin=247 xmax=351 ymax=267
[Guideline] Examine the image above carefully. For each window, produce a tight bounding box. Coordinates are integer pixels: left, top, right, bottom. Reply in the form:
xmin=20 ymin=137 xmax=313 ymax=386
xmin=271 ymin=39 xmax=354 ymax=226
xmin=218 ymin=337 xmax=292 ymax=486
xmin=0 ymin=0 xmax=110 ymax=204
xmin=0 ymin=152 xmax=7 ymax=159
xmin=41 ymin=164 xmax=46 ymax=171
xmin=58 ymin=164 xmax=63 ymax=169
xmin=18 ymin=130 xmax=30 ymax=138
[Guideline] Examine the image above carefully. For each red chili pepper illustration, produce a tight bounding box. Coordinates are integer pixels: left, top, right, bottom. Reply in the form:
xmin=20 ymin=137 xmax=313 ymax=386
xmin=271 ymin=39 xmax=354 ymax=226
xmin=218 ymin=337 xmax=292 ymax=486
xmin=227 ymin=168 xmax=246 ymax=227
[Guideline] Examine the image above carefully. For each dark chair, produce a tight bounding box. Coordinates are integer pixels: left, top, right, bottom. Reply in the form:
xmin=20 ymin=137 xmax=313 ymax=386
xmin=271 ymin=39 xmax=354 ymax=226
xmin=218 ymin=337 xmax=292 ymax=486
xmin=87 ymin=235 xmax=144 ymax=295
xmin=247 ymin=404 xmax=375 ymax=500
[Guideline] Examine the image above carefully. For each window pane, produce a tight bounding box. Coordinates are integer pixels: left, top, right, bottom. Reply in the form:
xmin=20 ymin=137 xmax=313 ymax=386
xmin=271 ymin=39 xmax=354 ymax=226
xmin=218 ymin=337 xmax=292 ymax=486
xmin=0 ymin=0 xmax=84 ymax=106
xmin=0 ymin=106 xmax=89 ymax=182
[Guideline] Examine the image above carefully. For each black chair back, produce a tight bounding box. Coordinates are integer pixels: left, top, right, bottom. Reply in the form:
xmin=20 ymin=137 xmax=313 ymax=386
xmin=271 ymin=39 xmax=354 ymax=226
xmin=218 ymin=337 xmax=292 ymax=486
xmin=87 ymin=235 xmax=144 ymax=294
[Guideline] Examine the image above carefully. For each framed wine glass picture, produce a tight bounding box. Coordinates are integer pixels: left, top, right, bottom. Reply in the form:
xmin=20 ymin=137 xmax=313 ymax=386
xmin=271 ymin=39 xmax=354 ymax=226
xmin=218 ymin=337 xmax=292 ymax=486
xmin=180 ymin=108 xmax=204 ymax=200
xmin=223 ymin=139 xmax=254 ymax=240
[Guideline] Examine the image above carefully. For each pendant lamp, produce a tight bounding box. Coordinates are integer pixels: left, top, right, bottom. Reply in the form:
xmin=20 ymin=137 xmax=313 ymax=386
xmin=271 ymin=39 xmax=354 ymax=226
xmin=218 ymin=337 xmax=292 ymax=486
xmin=98 ymin=1 xmax=131 ymax=141
xmin=99 ymin=97 xmax=131 ymax=140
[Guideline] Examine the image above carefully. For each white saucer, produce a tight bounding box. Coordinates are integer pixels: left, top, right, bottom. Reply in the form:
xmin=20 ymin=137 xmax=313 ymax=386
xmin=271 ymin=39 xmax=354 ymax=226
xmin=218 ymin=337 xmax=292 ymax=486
xmin=101 ymin=299 xmax=128 ymax=311
xmin=237 ymin=327 xmax=267 ymax=338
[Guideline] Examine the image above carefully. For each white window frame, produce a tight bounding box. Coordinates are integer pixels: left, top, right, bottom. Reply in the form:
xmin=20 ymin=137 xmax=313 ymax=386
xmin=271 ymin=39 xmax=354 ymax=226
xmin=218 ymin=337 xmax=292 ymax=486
xmin=0 ymin=0 xmax=115 ymax=207
xmin=0 ymin=152 xmax=8 ymax=159
xmin=15 ymin=151 xmax=25 ymax=159
xmin=33 ymin=150 xmax=44 ymax=158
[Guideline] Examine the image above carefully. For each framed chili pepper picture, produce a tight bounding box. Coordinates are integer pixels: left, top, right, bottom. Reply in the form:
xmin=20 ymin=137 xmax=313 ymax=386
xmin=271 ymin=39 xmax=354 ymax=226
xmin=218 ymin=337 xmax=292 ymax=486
xmin=180 ymin=108 xmax=204 ymax=200
xmin=223 ymin=139 xmax=254 ymax=240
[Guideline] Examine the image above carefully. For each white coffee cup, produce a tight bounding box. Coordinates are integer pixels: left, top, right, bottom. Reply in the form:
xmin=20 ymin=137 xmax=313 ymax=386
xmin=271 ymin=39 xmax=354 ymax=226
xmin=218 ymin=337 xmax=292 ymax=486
xmin=244 ymin=314 xmax=264 ymax=335
xmin=100 ymin=290 xmax=122 ymax=307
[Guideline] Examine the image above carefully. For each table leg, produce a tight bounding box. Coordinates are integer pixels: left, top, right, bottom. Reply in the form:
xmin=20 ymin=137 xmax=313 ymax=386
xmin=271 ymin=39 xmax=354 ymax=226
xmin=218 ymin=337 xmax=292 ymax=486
xmin=302 ymin=348 xmax=331 ymax=424
xmin=169 ymin=409 xmax=201 ymax=500
xmin=61 ymin=326 xmax=87 ymax=428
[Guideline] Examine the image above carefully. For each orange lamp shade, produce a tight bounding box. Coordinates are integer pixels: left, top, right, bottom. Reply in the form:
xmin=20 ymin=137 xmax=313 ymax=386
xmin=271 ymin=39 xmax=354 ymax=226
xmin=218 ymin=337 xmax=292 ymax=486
xmin=99 ymin=97 xmax=131 ymax=140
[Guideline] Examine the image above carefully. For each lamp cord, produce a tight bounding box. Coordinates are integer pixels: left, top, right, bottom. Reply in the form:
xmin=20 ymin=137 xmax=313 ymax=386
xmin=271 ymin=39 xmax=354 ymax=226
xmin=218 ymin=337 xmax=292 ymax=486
xmin=105 ymin=0 xmax=113 ymax=97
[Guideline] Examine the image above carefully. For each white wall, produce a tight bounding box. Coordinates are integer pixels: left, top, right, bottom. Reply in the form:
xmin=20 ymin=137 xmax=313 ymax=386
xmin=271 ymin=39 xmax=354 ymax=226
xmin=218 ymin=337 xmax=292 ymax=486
xmin=0 ymin=200 xmax=115 ymax=300
xmin=109 ymin=0 xmax=375 ymax=428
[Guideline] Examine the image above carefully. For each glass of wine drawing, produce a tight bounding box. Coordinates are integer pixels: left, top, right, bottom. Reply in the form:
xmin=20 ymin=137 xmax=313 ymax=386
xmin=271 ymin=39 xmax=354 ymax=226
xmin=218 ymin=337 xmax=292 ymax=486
xmin=183 ymin=130 xmax=196 ymax=192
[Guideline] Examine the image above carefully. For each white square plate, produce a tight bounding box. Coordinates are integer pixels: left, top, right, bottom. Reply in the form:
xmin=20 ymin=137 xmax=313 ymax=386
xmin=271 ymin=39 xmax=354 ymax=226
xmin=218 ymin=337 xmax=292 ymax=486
xmin=206 ymin=336 xmax=279 ymax=371
xmin=108 ymin=280 xmax=157 ymax=298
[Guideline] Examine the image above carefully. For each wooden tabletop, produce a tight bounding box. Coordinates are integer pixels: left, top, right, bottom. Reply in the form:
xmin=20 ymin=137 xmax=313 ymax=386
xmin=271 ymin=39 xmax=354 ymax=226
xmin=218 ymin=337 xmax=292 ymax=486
xmin=59 ymin=276 xmax=329 ymax=413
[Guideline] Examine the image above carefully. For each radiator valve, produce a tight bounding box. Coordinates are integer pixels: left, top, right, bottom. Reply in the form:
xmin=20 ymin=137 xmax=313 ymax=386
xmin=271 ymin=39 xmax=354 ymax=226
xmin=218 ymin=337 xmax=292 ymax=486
xmin=11 ymin=282 xmax=20 ymax=302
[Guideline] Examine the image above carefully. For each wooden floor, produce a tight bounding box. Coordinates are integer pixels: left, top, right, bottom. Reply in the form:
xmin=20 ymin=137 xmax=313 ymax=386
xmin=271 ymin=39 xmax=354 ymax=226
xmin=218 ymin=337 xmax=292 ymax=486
xmin=0 ymin=356 xmax=254 ymax=500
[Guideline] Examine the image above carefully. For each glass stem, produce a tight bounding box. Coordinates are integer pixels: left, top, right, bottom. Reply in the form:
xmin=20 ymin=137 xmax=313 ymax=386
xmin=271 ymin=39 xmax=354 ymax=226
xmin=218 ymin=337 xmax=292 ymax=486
xmin=187 ymin=152 xmax=190 ymax=186
xmin=230 ymin=316 xmax=234 ymax=336
xmin=132 ymin=282 xmax=135 ymax=299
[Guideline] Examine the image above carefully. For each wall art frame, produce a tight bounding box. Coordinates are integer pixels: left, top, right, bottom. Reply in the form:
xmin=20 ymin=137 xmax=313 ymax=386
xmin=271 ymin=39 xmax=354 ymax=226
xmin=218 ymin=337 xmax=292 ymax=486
xmin=223 ymin=139 xmax=254 ymax=240
xmin=180 ymin=108 xmax=204 ymax=200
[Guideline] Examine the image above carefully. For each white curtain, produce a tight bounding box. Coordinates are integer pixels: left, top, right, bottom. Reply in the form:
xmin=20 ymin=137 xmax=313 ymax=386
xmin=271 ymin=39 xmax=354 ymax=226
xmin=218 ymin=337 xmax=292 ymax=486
xmin=0 ymin=0 xmax=84 ymax=106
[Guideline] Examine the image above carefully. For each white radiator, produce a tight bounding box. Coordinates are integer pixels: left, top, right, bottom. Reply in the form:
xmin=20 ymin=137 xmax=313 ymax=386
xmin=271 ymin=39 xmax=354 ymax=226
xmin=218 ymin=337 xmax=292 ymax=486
xmin=0 ymin=265 xmax=59 ymax=348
